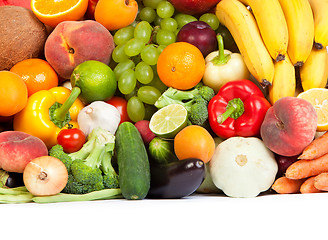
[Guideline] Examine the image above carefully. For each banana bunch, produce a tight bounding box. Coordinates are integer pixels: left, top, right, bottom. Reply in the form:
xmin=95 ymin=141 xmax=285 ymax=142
xmin=216 ymin=0 xmax=328 ymax=104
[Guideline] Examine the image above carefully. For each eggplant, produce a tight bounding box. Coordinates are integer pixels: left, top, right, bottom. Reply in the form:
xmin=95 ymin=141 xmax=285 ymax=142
xmin=147 ymin=158 xmax=205 ymax=199
xmin=6 ymin=172 xmax=24 ymax=188
xmin=0 ymin=169 xmax=24 ymax=188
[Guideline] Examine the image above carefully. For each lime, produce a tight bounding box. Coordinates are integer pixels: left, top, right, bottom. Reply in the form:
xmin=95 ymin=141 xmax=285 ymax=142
xmin=149 ymin=104 xmax=188 ymax=139
xmin=70 ymin=60 xmax=117 ymax=104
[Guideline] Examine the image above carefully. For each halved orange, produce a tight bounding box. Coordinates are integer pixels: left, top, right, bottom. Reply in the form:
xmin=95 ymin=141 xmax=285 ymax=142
xmin=31 ymin=0 xmax=88 ymax=28
xmin=297 ymin=88 xmax=328 ymax=131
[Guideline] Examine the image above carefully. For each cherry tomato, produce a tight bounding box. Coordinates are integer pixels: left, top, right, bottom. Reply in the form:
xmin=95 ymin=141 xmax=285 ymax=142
xmin=106 ymin=96 xmax=131 ymax=124
xmin=57 ymin=128 xmax=86 ymax=153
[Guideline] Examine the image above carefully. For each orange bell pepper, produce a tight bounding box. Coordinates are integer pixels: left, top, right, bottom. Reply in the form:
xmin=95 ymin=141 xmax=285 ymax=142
xmin=13 ymin=87 xmax=84 ymax=148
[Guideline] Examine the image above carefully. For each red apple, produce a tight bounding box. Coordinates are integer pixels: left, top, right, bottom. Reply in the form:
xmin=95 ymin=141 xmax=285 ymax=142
xmin=168 ymin=0 xmax=221 ymax=16
xmin=85 ymin=0 xmax=99 ymax=20
xmin=134 ymin=120 xmax=156 ymax=146
xmin=177 ymin=21 xmax=218 ymax=56
xmin=260 ymin=97 xmax=317 ymax=157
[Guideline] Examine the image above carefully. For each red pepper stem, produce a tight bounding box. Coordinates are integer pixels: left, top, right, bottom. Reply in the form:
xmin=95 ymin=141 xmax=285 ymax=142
xmin=217 ymin=98 xmax=245 ymax=124
xmin=53 ymin=87 xmax=81 ymax=122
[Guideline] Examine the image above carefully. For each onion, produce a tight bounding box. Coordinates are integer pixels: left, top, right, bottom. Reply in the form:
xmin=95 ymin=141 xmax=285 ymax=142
xmin=23 ymin=156 xmax=68 ymax=196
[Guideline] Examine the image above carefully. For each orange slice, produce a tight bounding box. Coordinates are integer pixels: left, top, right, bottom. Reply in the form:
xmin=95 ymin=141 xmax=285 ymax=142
xmin=297 ymin=88 xmax=328 ymax=131
xmin=31 ymin=0 xmax=88 ymax=28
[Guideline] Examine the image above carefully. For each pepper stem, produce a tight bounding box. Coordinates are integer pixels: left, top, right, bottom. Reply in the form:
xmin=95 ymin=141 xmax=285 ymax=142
xmin=211 ymin=34 xmax=231 ymax=65
xmin=53 ymin=87 xmax=81 ymax=122
xmin=217 ymin=98 xmax=245 ymax=124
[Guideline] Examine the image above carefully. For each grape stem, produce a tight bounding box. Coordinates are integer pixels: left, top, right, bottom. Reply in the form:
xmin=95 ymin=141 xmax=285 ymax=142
xmin=148 ymin=25 xmax=160 ymax=45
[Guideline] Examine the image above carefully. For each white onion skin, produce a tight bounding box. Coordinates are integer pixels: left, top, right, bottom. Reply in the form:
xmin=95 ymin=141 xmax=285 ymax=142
xmin=23 ymin=156 xmax=68 ymax=196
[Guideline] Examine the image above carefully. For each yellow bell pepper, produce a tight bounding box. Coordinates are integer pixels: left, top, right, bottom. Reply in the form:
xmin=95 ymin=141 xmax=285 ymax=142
xmin=13 ymin=87 xmax=84 ymax=149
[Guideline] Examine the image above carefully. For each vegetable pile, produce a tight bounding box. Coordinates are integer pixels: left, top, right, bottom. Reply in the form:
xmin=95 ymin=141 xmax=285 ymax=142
xmin=0 ymin=0 xmax=328 ymax=203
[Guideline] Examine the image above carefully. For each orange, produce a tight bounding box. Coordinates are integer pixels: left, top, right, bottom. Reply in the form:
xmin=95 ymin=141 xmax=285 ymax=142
xmin=0 ymin=71 xmax=28 ymax=117
xmin=157 ymin=42 xmax=206 ymax=90
xmin=31 ymin=0 xmax=88 ymax=28
xmin=95 ymin=0 xmax=138 ymax=31
xmin=10 ymin=58 xmax=59 ymax=97
xmin=174 ymin=125 xmax=216 ymax=163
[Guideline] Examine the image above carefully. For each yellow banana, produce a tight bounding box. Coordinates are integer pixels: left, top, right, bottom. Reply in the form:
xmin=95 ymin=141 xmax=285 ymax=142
xmin=246 ymin=0 xmax=288 ymax=62
xmin=300 ymin=47 xmax=328 ymax=91
xmin=216 ymin=0 xmax=274 ymax=87
xmin=268 ymin=54 xmax=296 ymax=104
xmin=238 ymin=0 xmax=249 ymax=5
xmin=308 ymin=0 xmax=328 ymax=50
xmin=278 ymin=0 xmax=314 ymax=67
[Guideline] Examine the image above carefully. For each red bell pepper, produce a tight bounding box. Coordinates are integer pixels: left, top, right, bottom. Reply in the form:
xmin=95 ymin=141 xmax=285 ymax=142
xmin=208 ymin=79 xmax=271 ymax=139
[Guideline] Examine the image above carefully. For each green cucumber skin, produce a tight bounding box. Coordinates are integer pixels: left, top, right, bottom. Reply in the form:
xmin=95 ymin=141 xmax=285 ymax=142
xmin=116 ymin=122 xmax=150 ymax=200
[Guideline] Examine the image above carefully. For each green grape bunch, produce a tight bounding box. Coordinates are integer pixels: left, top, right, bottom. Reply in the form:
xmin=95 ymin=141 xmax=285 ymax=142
xmin=111 ymin=0 xmax=221 ymax=123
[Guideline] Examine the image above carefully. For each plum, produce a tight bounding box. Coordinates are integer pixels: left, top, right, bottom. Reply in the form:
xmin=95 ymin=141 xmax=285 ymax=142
xmin=275 ymin=154 xmax=299 ymax=177
xmin=177 ymin=21 xmax=218 ymax=57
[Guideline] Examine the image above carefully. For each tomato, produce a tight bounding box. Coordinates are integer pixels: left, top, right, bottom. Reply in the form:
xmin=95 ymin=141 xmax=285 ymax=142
xmin=57 ymin=128 xmax=86 ymax=153
xmin=106 ymin=96 xmax=131 ymax=124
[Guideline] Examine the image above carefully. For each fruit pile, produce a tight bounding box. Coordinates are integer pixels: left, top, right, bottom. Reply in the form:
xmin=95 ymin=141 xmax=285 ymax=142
xmin=0 ymin=0 xmax=327 ymax=203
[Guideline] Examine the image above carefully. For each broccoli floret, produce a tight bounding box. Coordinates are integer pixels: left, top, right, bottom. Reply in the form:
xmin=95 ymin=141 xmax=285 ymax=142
xmin=189 ymin=102 xmax=209 ymax=126
xmin=70 ymin=160 xmax=103 ymax=186
xmin=198 ymin=86 xmax=215 ymax=102
xmin=49 ymin=144 xmax=72 ymax=172
xmin=48 ymin=127 xmax=118 ymax=194
xmin=154 ymin=85 xmax=215 ymax=126
xmin=63 ymin=175 xmax=103 ymax=194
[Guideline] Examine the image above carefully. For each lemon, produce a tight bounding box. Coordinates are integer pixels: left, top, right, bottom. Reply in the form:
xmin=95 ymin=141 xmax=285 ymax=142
xmin=297 ymin=88 xmax=328 ymax=131
xmin=149 ymin=104 xmax=188 ymax=139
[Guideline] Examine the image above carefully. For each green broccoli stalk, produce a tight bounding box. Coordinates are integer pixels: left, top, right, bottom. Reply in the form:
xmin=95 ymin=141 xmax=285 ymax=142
xmin=49 ymin=127 xmax=118 ymax=194
xmin=154 ymin=87 xmax=198 ymax=112
xmin=154 ymin=84 xmax=215 ymax=126
xmin=101 ymin=140 xmax=119 ymax=189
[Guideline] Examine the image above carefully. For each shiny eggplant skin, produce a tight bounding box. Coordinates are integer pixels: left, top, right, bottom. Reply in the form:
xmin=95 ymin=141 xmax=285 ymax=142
xmin=6 ymin=172 xmax=24 ymax=188
xmin=147 ymin=158 xmax=205 ymax=199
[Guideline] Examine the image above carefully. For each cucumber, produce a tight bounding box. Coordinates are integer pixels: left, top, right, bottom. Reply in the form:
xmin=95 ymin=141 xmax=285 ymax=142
xmin=115 ymin=122 xmax=150 ymax=200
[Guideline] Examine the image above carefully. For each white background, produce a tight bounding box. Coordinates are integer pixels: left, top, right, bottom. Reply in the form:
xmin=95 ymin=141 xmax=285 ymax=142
xmin=2 ymin=193 xmax=328 ymax=240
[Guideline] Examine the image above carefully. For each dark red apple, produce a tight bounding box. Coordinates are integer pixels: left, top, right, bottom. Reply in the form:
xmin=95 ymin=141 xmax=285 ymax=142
xmin=85 ymin=0 xmax=99 ymax=20
xmin=168 ymin=0 xmax=221 ymax=16
xmin=260 ymin=97 xmax=317 ymax=157
xmin=177 ymin=21 xmax=218 ymax=56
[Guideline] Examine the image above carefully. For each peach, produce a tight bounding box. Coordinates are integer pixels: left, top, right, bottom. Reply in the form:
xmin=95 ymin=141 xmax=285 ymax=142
xmin=44 ymin=20 xmax=115 ymax=79
xmin=0 ymin=131 xmax=48 ymax=173
xmin=0 ymin=0 xmax=31 ymax=10
xmin=260 ymin=97 xmax=317 ymax=157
